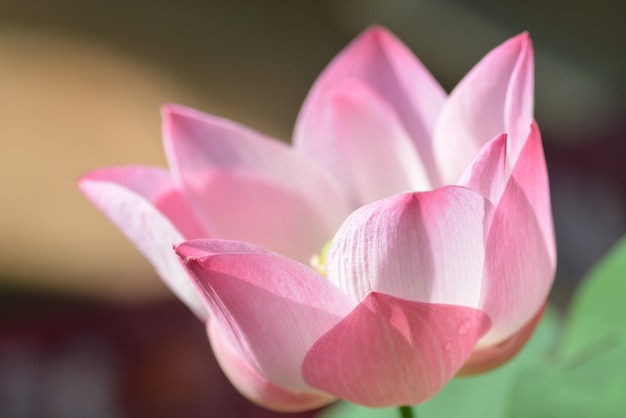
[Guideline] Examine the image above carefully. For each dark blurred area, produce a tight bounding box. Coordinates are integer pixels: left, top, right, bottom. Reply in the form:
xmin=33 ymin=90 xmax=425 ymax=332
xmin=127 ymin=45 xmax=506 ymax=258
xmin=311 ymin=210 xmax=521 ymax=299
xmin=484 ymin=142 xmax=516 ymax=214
xmin=1 ymin=1 xmax=625 ymax=416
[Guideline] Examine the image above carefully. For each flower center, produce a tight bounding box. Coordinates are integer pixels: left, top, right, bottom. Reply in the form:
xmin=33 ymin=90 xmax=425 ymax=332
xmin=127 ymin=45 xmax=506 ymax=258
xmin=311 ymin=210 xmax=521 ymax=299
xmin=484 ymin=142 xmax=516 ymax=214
xmin=309 ymin=239 xmax=333 ymax=277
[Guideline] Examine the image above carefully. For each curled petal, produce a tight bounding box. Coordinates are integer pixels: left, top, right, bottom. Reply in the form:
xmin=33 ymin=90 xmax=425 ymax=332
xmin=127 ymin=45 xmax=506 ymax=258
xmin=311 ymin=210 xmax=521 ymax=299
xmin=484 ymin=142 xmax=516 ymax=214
xmin=78 ymin=168 xmax=207 ymax=320
xmin=80 ymin=166 xmax=206 ymax=238
xmin=170 ymin=237 xmax=272 ymax=259
xmin=207 ymin=320 xmax=335 ymax=412
xmin=295 ymin=26 xmax=446 ymax=186
xmin=162 ymin=104 xmax=350 ymax=261
xmin=433 ymin=33 xmax=534 ymax=185
xmin=302 ymin=292 xmax=490 ymax=407
xmin=479 ymin=124 xmax=555 ymax=346
xmin=176 ymin=240 xmax=353 ymax=392
xmin=327 ymin=187 xmax=492 ymax=309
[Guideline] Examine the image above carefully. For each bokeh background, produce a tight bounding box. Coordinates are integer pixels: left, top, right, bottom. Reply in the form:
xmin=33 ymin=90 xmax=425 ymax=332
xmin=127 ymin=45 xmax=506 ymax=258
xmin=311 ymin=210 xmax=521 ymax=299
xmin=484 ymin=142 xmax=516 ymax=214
xmin=1 ymin=1 xmax=625 ymax=416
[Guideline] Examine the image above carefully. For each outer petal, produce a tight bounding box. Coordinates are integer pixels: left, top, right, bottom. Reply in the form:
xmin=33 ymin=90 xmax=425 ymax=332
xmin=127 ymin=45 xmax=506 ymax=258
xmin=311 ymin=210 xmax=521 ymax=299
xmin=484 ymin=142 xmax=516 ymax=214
xmin=294 ymin=26 xmax=446 ymax=186
xmin=302 ymin=292 xmax=490 ymax=407
xmin=326 ymin=187 xmax=493 ymax=309
xmin=207 ymin=320 xmax=335 ymax=412
xmin=80 ymin=166 xmax=206 ymax=239
xmin=459 ymin=303 xmax=545 ymax=375
xmin=433 ymin=33 xmax=534 ymax=185
xmin=478 ymin=123 xmax=555 ymax=346
xmin=163 ymin=104 xmax=350 ymax=263
xmin=458 ymin=133 xmax=508 ymax=204
xmin=296 ymin=78 xmax=431 ymax=207
xmin=78 ymin=167 xmax=207 ymax=320
xmin=175 ymin=240 xmax=353 ymax=393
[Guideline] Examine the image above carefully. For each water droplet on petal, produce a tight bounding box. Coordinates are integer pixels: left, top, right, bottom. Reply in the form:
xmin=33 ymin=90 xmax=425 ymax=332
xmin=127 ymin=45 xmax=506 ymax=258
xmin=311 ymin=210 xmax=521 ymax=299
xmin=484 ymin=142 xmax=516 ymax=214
xmin=458 ymin=319 xmax=471 ymax=336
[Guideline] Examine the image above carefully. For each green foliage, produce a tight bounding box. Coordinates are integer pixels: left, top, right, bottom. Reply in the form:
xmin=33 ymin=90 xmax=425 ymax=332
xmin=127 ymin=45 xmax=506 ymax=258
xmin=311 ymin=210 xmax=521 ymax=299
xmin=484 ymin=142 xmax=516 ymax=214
xmin=507 ymin=236 xmax=626 ymax=417
xmin=507 ymin=342 xmax=626 ymax=417
xmin=319 ymin=236 xmax=626 ymax=418
xmin=559 ymin=236 xmax=626 ymax=356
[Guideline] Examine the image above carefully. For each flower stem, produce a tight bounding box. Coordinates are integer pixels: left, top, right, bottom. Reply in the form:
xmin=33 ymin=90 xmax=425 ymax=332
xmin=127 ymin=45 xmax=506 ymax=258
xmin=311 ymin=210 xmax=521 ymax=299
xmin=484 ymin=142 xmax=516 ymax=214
xmin=398 ymin=406 xmax=415 ymax=418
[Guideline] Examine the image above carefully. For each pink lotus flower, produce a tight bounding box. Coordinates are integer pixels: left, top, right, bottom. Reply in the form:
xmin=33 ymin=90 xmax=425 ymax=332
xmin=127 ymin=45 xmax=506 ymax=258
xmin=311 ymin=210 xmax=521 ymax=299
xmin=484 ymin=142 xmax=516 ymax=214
xmin=79 ymin=27 xmax=555 ymax=411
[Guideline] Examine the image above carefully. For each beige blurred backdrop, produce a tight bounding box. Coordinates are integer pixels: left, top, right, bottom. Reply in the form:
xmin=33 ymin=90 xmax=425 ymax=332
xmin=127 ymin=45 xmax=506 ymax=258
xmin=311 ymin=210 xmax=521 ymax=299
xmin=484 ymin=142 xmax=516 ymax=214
xmin=1 ymin=0 xmax=624 ymax=303
xmin=0 ymin=2 xmax=347 ymax=302
xmin=1 ymin=25 xmax=186 ymax=300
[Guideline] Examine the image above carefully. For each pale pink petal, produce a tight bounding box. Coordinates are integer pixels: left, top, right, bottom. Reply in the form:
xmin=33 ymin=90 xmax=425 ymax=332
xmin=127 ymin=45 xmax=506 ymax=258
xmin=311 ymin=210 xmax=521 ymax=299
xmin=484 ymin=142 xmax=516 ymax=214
xmin=294 ymin=26 xmax=446 ymax=186
xmin=295 ymin=78 xmax=431 ymax=207
xmin=185 ymin=169 xmax=339 ymax=264
xmin=81 ymin=166 xmax=206 ymax=239
xmin=326 ymin=187 xmax=492 ymax=309
xmin=504 ymin=34 xmax=534 ymax=166
xmin=478 ymin=123 xmax=555 ymax=346
xmin=302 ymin=292 xmax=490 ymax=407
xmin=175 ymin=240 xmax=353 ymax=392
xmin=78 ymin=170 xmax=207 ymax=320
xmin=458 ymin=133 xmax=508 ymax=204
xmin=162 ymin=104 xmax=350 ymax=263
xmin=207 ymin=320 xmax=335 ymax=412
xmin=433 ymin=33 xmax=534 ymax=185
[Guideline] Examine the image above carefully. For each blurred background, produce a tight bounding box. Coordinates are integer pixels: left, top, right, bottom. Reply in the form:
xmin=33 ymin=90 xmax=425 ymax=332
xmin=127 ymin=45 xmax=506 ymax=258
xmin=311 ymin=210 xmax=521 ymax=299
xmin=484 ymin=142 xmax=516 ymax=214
xmin=1 ymin=0 xmax=625 ymax=416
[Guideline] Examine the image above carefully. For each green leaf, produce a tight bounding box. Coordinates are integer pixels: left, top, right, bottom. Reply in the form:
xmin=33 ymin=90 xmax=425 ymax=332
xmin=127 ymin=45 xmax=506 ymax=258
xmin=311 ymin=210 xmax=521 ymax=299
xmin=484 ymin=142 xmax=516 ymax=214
xmin=506 ymin=338 xmax=626 ymax=418
xmin=559 ymin=236 xmax=626 ymax=356
xmin=504 ymin=235 xmax=626 ymax=417
xmin=318 ymin=308 xmax=559 ymax=418
xmin=318 ymin=402 xmax=396 ymax=418
xmin=417 ymin=308 xmax=558 ymax=418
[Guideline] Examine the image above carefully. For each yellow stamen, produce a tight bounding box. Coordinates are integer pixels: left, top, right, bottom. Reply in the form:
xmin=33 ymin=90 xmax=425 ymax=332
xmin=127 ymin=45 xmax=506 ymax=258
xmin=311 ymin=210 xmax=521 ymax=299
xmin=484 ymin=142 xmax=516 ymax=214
xmin=310 ymin=254 xmax=326 ymax=276
xmin=310 ymin=238 xmax=333 ymax=277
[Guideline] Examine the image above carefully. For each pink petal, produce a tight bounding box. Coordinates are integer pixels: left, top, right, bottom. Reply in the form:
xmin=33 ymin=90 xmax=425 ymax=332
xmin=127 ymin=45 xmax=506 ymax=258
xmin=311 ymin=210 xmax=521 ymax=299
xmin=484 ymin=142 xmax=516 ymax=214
xmin=458 ymin=133 xmax=508 ymax=204
xmin=302 ymin=292 xmax=490 ymax=407
xmin=433 ymin=33 xmax=534 ymax=185
xmin=207 ymin=320 xmax=335 ymax=412
xmin=162 ymin=104 xmax=350 ymax=263
xmin=295 ymin=78 xmax=431 ymax=207
xmin=504 ymin=34 xmax=535 ymax=166
xmin=170 ymin=237 xmax=273 ymax=259
xmin=78 ymin=168 xmax=208 ymax=320
xmin=186 ymin=169 xmax=340 ymax=264
xmin=80 ymin=166 xmax=206 ymax=239
xmin=478 ymin=123 xmax=555 ymax=346
xmin=459 ymin=303 xmax=545 ymax=375
xmin=326 ymin=187 xmax=493 ymax=309
xmin=294 ymin=26 xmax=446 ymax=187
xmin=175 ymin=240 xmax=353 ymax=393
